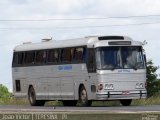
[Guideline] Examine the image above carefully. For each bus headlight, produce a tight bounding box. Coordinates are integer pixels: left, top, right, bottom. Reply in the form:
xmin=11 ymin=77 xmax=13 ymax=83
xmin=98 ymin=84 xmax=103 ymax=91
xmin=105 ymin=84 xmax=114 ymax=90
xmin=135 ymin=83 xmax=144 ymax=89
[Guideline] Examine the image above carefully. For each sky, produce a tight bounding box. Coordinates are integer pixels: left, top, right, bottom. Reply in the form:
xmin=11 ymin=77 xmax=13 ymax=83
xmin=0 ymin=0 xmax=160 ymax=92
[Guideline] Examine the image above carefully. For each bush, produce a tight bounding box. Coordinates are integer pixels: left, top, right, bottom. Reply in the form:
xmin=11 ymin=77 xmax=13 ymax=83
xmin=0 ymin=84 xmax=10 ymax=98
xmin=146 ymin=60 xmax=160 ymax=97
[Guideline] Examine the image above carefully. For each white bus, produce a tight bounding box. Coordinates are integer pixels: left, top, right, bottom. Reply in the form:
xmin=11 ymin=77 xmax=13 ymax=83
xmin=12 ymin=36 xmax=147 ymax=106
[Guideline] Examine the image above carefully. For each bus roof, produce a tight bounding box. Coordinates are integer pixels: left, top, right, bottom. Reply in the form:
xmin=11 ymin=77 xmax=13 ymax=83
xmin=14 ymin=36 xmax=142 ymax=52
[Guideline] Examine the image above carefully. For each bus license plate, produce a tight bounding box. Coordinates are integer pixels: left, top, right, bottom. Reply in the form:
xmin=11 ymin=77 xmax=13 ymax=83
xmin=122 ymin=91 xmax=130 ymax=95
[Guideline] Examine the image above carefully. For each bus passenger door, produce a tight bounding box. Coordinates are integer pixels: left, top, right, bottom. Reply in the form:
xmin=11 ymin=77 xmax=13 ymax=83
xmin=87 ymin=48 xmax=97 ymax=99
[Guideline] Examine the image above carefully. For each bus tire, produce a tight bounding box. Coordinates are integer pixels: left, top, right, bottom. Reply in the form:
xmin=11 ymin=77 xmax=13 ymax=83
xmin=120 ymin=99 xmax=132 ymax=106
xmin=62 ymin=100 xmax=77 ymax=106
xmin=79 ymin=86 xmax=92 ymax=106
xmin=28 ymin=86 xmax=45 ymax=106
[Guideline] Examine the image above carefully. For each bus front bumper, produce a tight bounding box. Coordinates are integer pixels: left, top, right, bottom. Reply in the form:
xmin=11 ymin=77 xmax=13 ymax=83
xmin=96 ymin=90 xmax=147 ymax=100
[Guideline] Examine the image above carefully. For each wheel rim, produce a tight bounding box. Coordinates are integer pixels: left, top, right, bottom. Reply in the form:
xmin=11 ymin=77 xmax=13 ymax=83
xmin=81 ymin=89 xmax=87 ymax=103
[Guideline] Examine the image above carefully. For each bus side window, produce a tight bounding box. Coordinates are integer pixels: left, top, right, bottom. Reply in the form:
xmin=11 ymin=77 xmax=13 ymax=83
xmin=61 ymin=48 xmax=71 ymax=63
xmin=13 ymin=52 xmax=24 ymax=66
xmin=87 ymin=48 xmax=96 ymax=73
xmin=70 ymin=48 xmax=75 ymax=62
xmin=48 ymin=49 xmax=59 ymax=63
xmin=24 ymin=51 xmax=35 ymax=65
xmin=13 ymin=53 xmax=18 ymax=66
xmin=12 ymin=53 xmax=16 ymax=67
xmin=35 ymin=50 xmax=46 ymax=64
xmin=18 ymin=52 xmax=24 ymax=65
xmin=74 ymin=48 xmax=83 ymax=62
xmin=74 ymin=47 xmax=86 ymax=63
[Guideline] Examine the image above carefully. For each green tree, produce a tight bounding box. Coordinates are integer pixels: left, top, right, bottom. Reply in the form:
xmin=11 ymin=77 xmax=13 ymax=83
xmin=147 ymin=60 xmax=160 ymax=97
xmin=0 ymin=84 xmax=10 ymax=98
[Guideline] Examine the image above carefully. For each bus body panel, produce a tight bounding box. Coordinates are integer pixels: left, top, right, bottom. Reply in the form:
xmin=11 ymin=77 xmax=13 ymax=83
xmin=12 ymin=64 xmax=92 ymax=100
xmin=95 ymin=69 xmax=146 ymax=100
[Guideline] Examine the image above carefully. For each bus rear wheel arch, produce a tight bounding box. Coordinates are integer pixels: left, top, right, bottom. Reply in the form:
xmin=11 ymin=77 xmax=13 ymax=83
xmin=62 ymin=100 xmax=77 ymax=106
xmin=120 ymin=99 xmax=132 ymax=106
xmin=28 ymin=86 xmax=45 ymax=106
xmin=79 ymin=85 xmax=92 ymax=106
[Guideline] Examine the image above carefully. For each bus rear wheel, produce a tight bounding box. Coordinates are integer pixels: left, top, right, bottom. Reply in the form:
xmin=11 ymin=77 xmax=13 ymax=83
xmin=120 ymin=99 xmax=132 ymax=106
xmin=79 ymin=86 xmax=92 ymax=106
xmin=28 ymin=86 xmax=45 ymax=106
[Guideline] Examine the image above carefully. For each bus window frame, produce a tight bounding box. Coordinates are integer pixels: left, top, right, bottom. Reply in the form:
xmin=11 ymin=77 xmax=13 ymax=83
xmin=12 ymin=46 xmax=87 ymax=67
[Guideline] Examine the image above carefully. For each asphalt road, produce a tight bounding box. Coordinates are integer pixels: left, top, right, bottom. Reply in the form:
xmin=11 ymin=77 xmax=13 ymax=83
xmin=0 ymin=105 xmax=160 ymax=113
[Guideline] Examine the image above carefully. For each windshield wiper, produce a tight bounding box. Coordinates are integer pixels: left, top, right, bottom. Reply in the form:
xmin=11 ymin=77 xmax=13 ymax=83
xmin=111 ymin=66 xmax=115 ymax=71
xmin=132 ymin=65 xmax=138 ymax=70
xmin=111 ymin=66 xmax=122 ymax=71
xmin=133 ymin=67 xmax=137 ymax=70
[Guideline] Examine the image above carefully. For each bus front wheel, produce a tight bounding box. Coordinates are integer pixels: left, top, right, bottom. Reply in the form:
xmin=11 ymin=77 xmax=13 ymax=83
xmin=120 ymin=99 xmax=132 ymax=106
xmin=28 ymin=86 xmax=45 ymax=106
xmin=79 ymin=86 xmax=92 ymax=106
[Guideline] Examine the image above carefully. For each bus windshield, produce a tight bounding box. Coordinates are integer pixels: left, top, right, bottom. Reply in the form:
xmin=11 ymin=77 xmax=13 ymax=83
xmin=96 ymin=46 xmax=145 ymax=70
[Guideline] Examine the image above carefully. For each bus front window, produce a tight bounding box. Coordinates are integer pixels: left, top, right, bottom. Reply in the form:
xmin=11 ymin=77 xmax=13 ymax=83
xmin=96 ymin=47 xmax=122 ymax=70
xmin=121 ymin=47 xmax=145 ymax=69
xmin=96 ymin=46 xmax=145 ymax=70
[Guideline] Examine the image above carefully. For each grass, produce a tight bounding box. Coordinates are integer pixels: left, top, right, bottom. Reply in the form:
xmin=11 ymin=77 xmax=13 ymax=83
xmin=1 ymin=94 xmax=160 ymax=106
xmin=0 ymin=98 xmax=29 ymax=105
xmin=132 ymin=94 xmax=160 ymax=106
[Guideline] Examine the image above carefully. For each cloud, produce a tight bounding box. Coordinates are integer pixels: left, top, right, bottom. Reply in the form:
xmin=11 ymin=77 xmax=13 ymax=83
xmin=90 ymin=0 xmax=160 ymax=16
xmin=1 ymin=0 xmax=160 ymax=18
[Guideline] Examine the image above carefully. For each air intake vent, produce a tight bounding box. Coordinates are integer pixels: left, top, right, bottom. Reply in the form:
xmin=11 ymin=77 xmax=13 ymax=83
xmin=15 ymin=80 xmax=21 ymax=92
xmin=98 ymin=36 xmax=124 ymax=40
